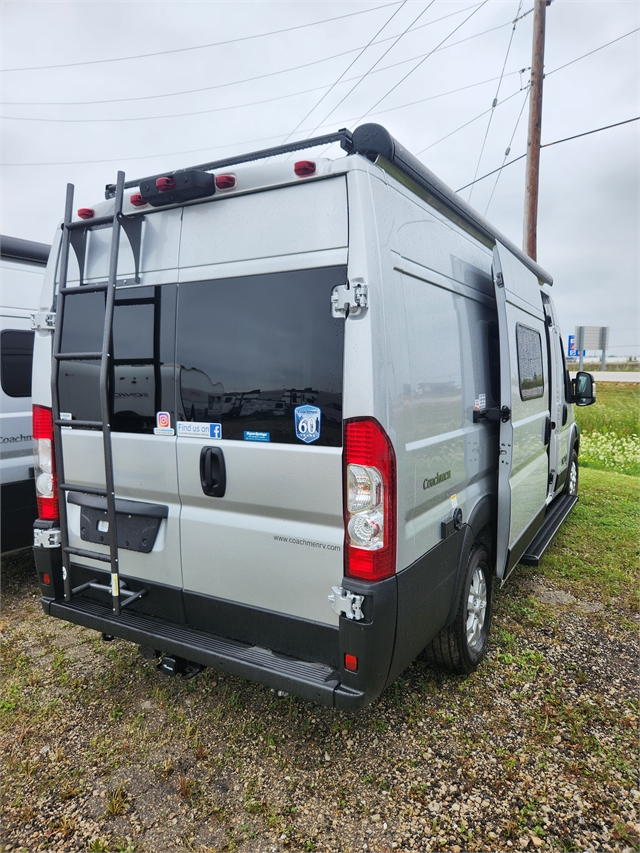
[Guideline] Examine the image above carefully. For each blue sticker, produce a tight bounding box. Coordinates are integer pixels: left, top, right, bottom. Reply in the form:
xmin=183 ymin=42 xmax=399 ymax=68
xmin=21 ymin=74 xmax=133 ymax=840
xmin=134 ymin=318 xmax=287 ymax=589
xmin=244 ymin=431 xmax=270 ymax=442
xmin=294 ymin=405 xmax=321 ymax=444
xmin=177 ymin=421 xmax=221 ymax=439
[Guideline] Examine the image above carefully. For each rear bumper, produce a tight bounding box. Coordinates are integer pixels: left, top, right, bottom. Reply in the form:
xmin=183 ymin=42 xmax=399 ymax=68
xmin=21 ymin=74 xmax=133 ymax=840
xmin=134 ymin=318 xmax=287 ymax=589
xmin=43 ymin=594 xmax=372 ymax=709
xmin=35 ymin=531 xmax=398 ymax=709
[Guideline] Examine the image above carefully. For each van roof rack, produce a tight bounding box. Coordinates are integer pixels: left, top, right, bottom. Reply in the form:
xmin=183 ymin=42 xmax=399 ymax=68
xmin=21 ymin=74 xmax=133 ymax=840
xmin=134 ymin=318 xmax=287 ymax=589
xmin=104 ymin=128 xmax=355 ymax=199
xmin=104 ymin=122 xmax=551 ymax=285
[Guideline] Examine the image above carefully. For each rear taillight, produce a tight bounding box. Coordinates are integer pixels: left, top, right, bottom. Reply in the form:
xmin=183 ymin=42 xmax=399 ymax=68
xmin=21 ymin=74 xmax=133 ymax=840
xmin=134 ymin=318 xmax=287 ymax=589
xmin=33 ymin=405 xmax=59 ymax=522
xmin=343 ymin=418 xmax=396 ymax=581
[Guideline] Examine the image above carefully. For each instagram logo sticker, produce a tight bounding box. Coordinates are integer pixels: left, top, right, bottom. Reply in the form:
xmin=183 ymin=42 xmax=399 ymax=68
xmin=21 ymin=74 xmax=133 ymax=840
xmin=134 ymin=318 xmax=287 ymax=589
xmin=157 ymin=412 xmax=171 ymax=430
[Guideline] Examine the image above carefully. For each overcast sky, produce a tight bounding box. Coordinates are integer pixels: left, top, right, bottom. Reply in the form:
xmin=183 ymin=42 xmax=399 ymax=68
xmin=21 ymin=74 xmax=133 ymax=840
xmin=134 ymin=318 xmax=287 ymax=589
xmin=1 ymin=0 xmax=638 ymax=356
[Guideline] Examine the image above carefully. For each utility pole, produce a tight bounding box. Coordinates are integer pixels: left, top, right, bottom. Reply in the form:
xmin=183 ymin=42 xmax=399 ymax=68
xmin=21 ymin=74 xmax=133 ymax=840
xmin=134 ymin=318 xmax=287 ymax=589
xmin=523 ymin=0 xmax=549 ymax=261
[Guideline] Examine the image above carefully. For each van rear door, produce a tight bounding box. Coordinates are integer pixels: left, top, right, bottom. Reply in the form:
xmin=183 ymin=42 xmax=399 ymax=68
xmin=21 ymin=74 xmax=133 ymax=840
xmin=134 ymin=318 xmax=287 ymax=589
xmin=175 ymin=178 xmax=348 ymax=639
xmin=493 ymin=242 xmax=550 ymax=579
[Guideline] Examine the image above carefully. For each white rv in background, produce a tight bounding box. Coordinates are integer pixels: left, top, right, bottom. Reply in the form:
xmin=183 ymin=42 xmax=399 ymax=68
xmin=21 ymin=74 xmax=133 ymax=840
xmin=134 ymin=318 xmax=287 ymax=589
xmin=31 ymin=125 xmax=595 ymax=707
xmin=1 ymin=236 xmax=50 ymax=551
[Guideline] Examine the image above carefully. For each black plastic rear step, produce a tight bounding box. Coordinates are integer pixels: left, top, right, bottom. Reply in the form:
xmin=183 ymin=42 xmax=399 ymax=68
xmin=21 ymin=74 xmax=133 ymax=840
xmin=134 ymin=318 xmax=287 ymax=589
xmin=45 ymin=596 xmax=363 ymax=709
xmin=520 ymin=494 xmax=578 ymax=566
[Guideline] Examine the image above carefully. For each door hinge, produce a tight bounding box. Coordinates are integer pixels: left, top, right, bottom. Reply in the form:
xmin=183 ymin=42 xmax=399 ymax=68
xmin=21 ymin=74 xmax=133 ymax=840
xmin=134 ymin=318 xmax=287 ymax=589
xmin=31 ymin=310 xmax=56 ymax=331
xmin=495 ymin=271 xmax=505 ymax=288
xmin=331 ymin=281 xmax=368 ymax=318
xmin=34 ymin=528 xmax=61 ymax=549
xmin=328 ymin=586 xmax=365 ymax=621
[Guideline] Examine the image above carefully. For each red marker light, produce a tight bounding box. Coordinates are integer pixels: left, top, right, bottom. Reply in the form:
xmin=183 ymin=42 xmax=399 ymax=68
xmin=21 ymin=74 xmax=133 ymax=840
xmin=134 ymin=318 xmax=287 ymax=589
xmin=294 ymin=160 xmax=316 ymax=177
xmin=77 ymin=208 xmax=94 ymax=220
xmin=344 ymin=654 xmax=358 ymax=673
xmin=156 ymin=176 xmax=175 ymax=191
xmin=130 ymin=193 xmax=147 ymax=207
xmin=215 ymin=174 xmax=236 ymax=189
xmin=42 ymin=573 xmax=51 ymax=586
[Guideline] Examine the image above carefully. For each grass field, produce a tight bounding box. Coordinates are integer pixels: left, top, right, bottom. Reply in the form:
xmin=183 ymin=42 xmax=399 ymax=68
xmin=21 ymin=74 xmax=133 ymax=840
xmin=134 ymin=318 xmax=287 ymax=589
xmin=574 ymin=381 xmax=640 ymax=476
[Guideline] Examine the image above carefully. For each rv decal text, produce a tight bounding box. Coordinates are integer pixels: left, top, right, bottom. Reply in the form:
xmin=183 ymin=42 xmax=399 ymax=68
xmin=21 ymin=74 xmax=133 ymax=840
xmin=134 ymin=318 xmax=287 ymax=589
xmin=423 ymin=470 xmax=452 ymax=489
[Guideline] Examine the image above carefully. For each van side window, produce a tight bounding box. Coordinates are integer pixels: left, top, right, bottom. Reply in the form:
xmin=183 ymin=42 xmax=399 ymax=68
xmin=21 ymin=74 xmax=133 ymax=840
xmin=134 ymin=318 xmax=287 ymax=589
xmin=1 ymin=330 xmax=34 ymax=398
xmin=57 ymin=285 xmax=176 ymax=432
xmin=176 ymin=268 xmax=346 ymax=446
xmin=516 ymin=323 xmax=544 ymax=400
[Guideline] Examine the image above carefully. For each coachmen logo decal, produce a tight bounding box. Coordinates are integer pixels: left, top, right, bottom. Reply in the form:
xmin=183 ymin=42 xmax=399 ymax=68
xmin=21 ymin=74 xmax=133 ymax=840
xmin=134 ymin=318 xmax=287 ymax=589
xmin=423 ymin=470 xmax=452 ymax=490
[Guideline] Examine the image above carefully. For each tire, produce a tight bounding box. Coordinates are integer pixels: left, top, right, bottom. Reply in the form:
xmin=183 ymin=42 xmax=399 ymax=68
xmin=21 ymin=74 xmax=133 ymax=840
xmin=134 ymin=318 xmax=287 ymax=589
xmin=564 ymin=448 xmax=579 ymax=496
xmin=426 ymin=543 xmax=493 ymax=675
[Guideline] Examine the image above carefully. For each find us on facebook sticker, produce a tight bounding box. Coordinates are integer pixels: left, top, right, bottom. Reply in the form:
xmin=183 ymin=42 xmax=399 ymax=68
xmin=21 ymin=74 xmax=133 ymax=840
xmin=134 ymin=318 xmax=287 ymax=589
xmin=294 ymin=405 xmax=321 ymax=444
xmin=154 ymin=411 xmax=175 ymax=436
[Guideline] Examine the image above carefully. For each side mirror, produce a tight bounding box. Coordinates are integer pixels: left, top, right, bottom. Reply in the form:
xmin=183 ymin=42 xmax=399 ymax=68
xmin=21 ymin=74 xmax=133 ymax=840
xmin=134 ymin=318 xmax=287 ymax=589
xmin=572 ymin=371 xmax=596 ymax=407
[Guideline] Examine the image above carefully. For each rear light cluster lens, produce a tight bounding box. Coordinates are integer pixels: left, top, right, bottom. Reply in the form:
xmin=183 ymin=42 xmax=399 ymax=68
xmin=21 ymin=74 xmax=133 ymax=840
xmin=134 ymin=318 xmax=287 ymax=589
xmin=344 ymin=418 xmax=396 ymax=581
xmin=33 ymin=405 xmax=59 ymax=521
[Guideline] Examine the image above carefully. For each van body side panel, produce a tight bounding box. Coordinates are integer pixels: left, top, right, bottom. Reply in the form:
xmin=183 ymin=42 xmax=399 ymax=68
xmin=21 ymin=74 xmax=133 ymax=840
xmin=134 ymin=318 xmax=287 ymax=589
xmin=365 ymin=174 xmax=416 ymax=572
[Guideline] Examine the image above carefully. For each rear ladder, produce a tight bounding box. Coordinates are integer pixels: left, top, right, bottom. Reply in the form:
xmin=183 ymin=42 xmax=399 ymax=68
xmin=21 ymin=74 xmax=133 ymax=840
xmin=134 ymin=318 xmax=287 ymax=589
xmin=51 ymin=172 xmax=146 ymax=616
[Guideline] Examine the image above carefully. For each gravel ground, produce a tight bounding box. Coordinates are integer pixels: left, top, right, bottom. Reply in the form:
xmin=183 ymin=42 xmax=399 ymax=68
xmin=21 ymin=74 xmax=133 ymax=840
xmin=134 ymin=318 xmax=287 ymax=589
xmin=1 ymin=548 xmax=638 ymax=853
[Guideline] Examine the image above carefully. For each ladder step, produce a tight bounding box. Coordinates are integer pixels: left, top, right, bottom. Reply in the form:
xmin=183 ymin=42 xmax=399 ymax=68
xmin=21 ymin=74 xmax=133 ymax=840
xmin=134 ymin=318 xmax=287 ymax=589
xmin=64 ymin=546 xmax=112 ymax=564
xmin=60 ymin=282 xmax=108 ymax=295
xmin=60 ymin=484 xmax=107 ymax=496
xmin=66 ymin=214 xmax=115 ymax=230
xmin=56 ymin=419 xmax=103 ymax=429
xmin=55 ymin=352 xmax=102 ymax=361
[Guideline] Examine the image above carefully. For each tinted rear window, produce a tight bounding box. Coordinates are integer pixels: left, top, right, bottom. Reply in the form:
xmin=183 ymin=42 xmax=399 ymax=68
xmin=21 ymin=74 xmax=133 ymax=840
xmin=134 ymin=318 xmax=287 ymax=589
xmin=176 ymin=267 xmax=346 ymax=446
xmin=1 ymin=330 xmax=34 ymax=397
xmin=58 ymin=285 xmax=177 ymax=431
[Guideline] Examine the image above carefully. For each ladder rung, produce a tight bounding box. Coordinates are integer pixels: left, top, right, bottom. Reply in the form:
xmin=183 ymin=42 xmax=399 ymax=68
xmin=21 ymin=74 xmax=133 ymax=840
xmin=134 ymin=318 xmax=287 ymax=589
xmin=55 ymin=352 xmax=102 ymax=361
xmin=66 ymin=214 xmax=115 ymax=230
xmin=56 ymin=419 xmax=103 ymax=429
xmin=60 ymin=484 xmax=107 ymax=496
xmin=120 ymin=589 xmax=147 ymax=608
xmin=64 ymin=546 xmax=112 ymax=564
xmin=60 ymin=282 xmax=108 ymax=295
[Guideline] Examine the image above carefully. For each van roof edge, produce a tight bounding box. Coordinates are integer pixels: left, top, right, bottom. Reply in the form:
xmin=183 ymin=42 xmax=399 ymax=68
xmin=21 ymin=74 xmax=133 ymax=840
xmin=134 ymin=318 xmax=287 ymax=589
xmin=351 ymin=123 xmax=553 ymax=286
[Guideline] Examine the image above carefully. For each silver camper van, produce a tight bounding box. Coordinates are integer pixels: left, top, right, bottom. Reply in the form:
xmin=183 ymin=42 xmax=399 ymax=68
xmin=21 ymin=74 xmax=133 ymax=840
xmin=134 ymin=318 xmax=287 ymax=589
xmin=32 ymin=125 xmax=595 ymax=708
xmin=1 ymin=235 xmax=50 ymax=552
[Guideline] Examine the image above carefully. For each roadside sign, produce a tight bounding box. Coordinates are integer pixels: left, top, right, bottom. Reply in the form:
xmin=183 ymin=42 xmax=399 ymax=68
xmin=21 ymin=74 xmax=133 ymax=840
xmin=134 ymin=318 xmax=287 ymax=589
xmin=567 ymin=335 xmax=584 ymax=358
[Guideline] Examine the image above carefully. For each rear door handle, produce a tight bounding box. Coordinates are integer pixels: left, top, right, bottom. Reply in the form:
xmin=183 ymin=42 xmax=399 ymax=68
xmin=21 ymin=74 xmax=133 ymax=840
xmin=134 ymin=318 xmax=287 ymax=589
xmin=200 ymin=446 xmax=226 ymax=497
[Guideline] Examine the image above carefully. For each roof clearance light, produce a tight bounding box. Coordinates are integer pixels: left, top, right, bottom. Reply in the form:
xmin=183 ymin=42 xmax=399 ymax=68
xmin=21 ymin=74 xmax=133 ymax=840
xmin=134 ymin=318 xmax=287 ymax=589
xmin=156 ymin=176 xmax=176 ymax=192
xmin=130 ymin=193 xmax=147 ymax=207
xmin=294 ymin=160 xmax=316 ymax=177
xmin=215 ymin=174 xmax=236 ymax=189
xmin=77 ymin=208 xmax=94 ymax=220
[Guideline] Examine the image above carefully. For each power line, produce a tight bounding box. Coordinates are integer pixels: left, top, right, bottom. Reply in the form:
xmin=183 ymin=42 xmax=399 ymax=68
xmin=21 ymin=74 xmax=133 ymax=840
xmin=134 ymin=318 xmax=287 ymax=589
xmin=282 ymin=0 xmax=410 ymax=145
xmin=1 ymin=74 xmax=520 ymax=167
xmin=483 ymin=85 xmax=530 ymax=215
xmin=303 ymin=1 xmax=436 ymax=140
xmin=468 ymin=0 xmax=523 ymax=204
xmin=417 ymin=86 xmax=525 ymax=154
xmin=1 ymin=3 xmax=497 ymax=108
xmin=1 ymin=71 xmax=520 ymax=128
xmin=0 ymin=2 xmax=401 ymax=73
xmin=454 ymin=116 xmax=640 ymax=192
xmin=545 ymin=27 xmax=639 ymax=77
xmin=355 ymin=0 xmax=489 ymax=123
